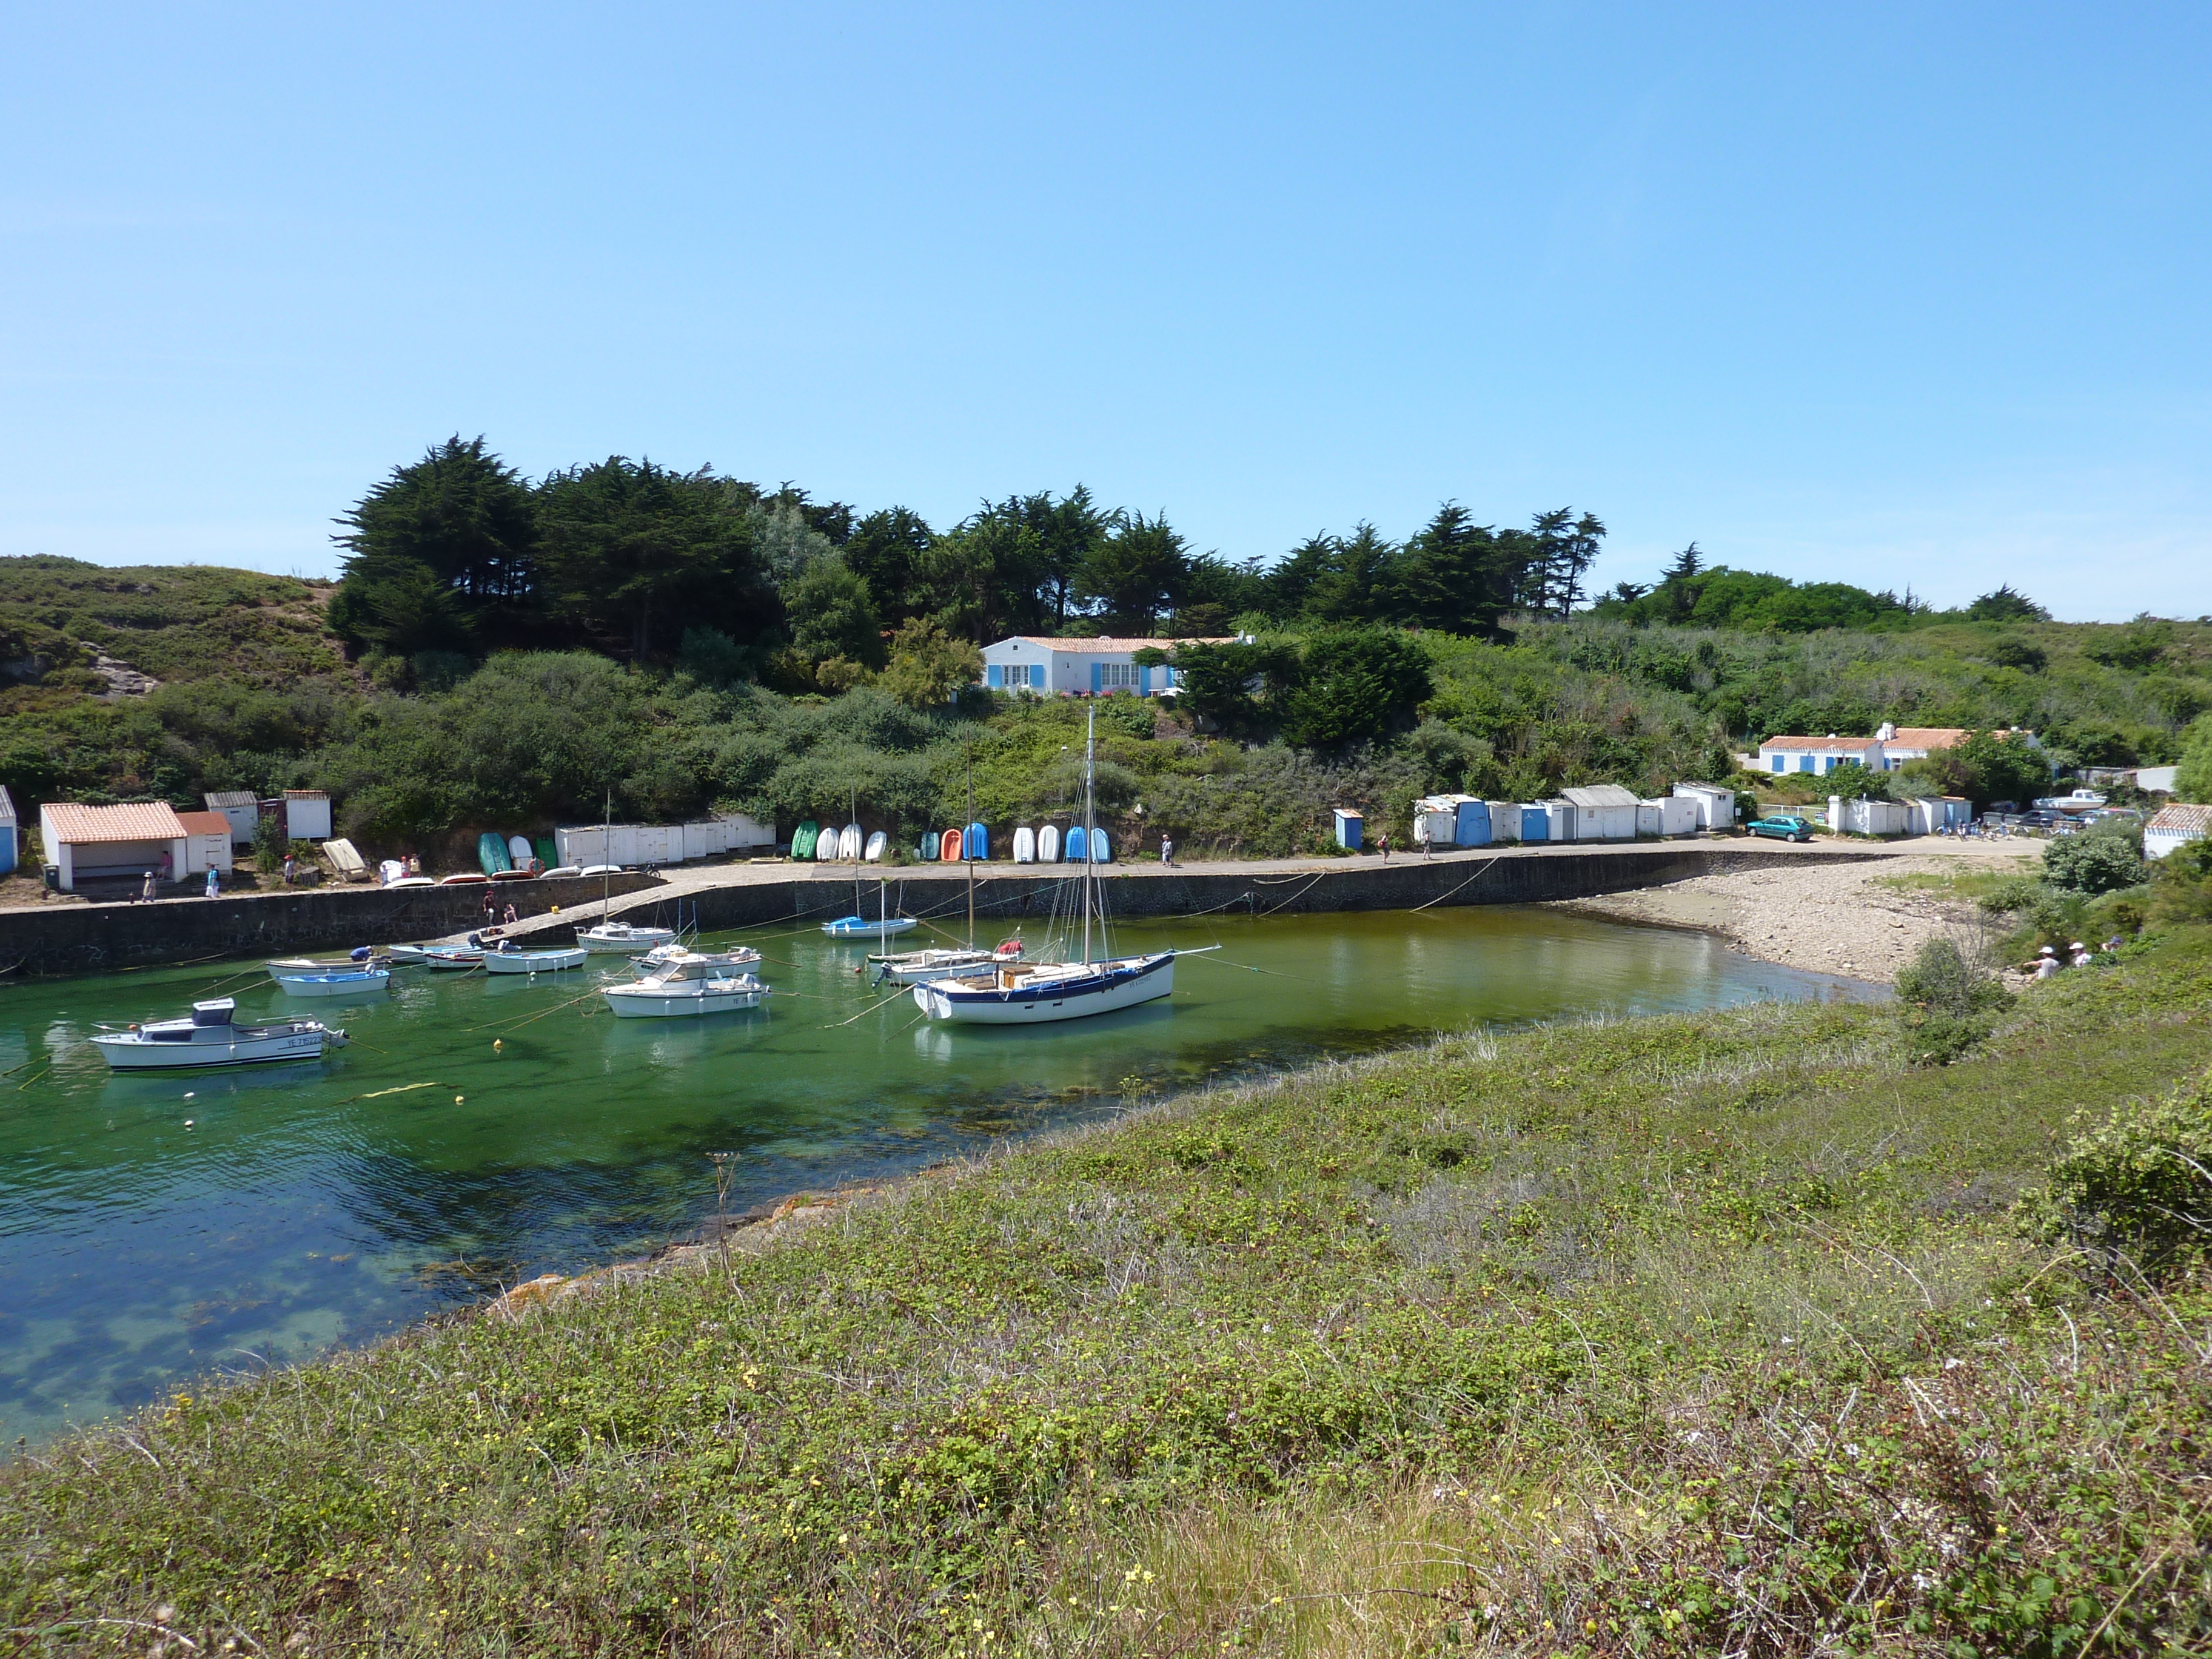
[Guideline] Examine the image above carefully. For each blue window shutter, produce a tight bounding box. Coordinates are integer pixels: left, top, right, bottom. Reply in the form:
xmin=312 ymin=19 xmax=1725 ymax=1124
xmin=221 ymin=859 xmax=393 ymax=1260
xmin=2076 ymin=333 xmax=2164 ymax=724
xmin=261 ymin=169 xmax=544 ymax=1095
xmin=987 ymin=664 xmax=1003 ymax=688
xmin=1799 ymin=756 xmax=1813 ymax=773
xmin=1091 ymin=662 xmax=1102 ymax=694
xmin=1772 ymin=756 xmax=1784 ymax=773
xmin=1138 ymin=664 xmax=1150 ymax=695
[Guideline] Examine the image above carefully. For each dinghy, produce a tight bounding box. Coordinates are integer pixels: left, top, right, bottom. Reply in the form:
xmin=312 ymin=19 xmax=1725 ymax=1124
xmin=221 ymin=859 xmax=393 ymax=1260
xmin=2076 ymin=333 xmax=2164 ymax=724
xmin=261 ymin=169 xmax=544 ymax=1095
xmin=438 ymin=872 xmax=490 ymax=886
xmin=1065 ymin=825 xmax=1088 ymax=863
xmin=839 ymin=823 xmax=862 ymax=860
xmin=870 ymin=937 xmax=1024 ymax=985
xmin=1013 ymin=826 xmax=1036 ymax=863
xmin=91 ymin=997 xmax=349 ymax=1071
xmin=919 ymin=833 xmax=937 ymax=860
xmin=1090 ymin=829 xmax=1113 ymax=863
xmin=275 ymin=968 xmax=390 ymax=998
xmin=965 ymin=822 xmax=989 ymax=860
xmin=864 ymin=830 xmax=887 ymax=862
xmin=792 ymin=821 xmax=820 ymax=859
xmin=265 ymin=948 xmax=385 ymax=980
xmin=478 ymin=833 xmax=512 ymax=876
xmin=1038 ymin=824 xmax=1060 ymax=863
xmin=507 ymin=834 xmax=534 ymax=867
xmin=814 ymin=827 xmax=839 ymax=862
xmin=823 ymin=914 xmax=919 ymax=939
xmin=482 ymin=946 xmax=588 ymax=974
xmin=422 ymin=947 xmax=484 ymax=971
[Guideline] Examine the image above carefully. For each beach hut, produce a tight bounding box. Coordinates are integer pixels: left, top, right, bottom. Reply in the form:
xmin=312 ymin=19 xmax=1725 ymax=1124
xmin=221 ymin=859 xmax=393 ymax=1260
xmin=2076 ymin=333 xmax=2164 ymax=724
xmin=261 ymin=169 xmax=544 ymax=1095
xmin=1413 ymin=798 xmax=1457 ymax=848
xmin=1452 ymin=799 xmax=1492 ymax=847
xmin=1560 ymin=785 xmax=1638 ymax=841
xmin=178 ymin=811 xmax=235 ymax=876
xmin=1482 ymin=800 xmax=1521 ymax=843
xmin=281 ymin=789 xmax=332 ymax=842
xmin=1333 ymin=808 xmax=1363 ymax=851
xmin=1534 ymin=801 xmax=1574 ymax=842
xmin=203 ymin=789 xmax=260 ymax=846
xmin=1638 ymin=796 xmax=1698 ymax=837
xmin=0 ymin=786 xmax=14 ymax=876
xmin=1669 ymin=783 xmax=1736 ymax=831
xmin=2145 ymin=804 xmax=2211 ymax=861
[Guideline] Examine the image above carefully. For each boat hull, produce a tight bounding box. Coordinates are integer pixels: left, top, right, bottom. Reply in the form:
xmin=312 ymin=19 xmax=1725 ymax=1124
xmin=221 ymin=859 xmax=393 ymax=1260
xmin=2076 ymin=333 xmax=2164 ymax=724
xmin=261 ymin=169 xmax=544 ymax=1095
xmin=275 ymin=971 xmax=390 ymax=997
xmin=822 ymin=917 xmax=919 ymax=939
xmin=91 ymin=1027 xmax=335 ymax=1070
xmin=914 ymin=954 xmax=1175 ymax=1024
xmin=483 ymin=948 xmax=588 ymax=974
xmin=577 ymin=927 xmax=677 ymax=953
xmin=602 ymin=982 xmax=768 ymax=1018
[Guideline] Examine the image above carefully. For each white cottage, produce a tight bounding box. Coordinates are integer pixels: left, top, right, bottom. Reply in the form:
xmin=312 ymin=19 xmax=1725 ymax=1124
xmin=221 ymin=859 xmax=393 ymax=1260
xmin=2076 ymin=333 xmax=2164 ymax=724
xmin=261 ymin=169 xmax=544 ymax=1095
xmin=979 ymin=635 xmax=1234 ymax=697
xmin=1671 ymin=782 xmax=1738 ymax=829
xmin=1757 ymin=736 xmax=1889 ymax=777
xmin=2145 ymin=803 xmax=2211 ymax=861
xmin=203 ymin=790 xmax=261 ymax=846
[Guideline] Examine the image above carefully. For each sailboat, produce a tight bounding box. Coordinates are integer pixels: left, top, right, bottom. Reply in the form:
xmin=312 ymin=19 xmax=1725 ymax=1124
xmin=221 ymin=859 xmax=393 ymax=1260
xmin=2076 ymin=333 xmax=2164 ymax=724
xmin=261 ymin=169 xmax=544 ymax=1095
xmin=823 ymin=788 xmax=919 ymax=937
xmin=872 ymin=743 xmax=1011 ymax=977
xmin=913 ymin=708 xmax=1192 ymax=1025
xmin=577 ymin=788 xmax=675 ymax=952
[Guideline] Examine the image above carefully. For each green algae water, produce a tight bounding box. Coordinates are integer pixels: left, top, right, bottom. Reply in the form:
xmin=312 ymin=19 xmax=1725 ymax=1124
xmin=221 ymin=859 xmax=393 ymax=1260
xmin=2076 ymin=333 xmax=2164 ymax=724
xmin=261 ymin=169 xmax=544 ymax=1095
xmin=0 ymin=905 xmax=1869 ymax=1443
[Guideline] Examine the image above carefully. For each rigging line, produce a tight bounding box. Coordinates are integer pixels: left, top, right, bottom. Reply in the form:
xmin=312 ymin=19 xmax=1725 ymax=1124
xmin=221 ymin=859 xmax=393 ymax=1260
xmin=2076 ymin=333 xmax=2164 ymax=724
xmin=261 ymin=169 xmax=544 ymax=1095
xmin=1180 ymin=951 xmax=1332 ymax=985
xmin=1253 ymin=870 xmax=1332 ymax=917
xmin=818 ymin=987 xmax=917 ymax=1029
xmin=1406 ymin=856 xmax=1505 ymax=913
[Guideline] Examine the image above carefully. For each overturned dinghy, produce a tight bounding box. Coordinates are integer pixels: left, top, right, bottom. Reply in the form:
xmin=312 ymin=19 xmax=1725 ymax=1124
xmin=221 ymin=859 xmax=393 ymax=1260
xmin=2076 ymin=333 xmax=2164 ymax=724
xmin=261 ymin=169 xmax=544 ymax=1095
xmin=90 ymin=998 xmax=348 ymax=1070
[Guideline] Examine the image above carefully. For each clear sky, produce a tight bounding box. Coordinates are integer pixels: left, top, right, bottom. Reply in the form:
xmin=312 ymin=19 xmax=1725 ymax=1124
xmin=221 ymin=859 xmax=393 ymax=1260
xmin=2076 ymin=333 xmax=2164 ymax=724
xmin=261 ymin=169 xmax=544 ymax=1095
xmin=3 ymin=4 xmax=2207 ymax=619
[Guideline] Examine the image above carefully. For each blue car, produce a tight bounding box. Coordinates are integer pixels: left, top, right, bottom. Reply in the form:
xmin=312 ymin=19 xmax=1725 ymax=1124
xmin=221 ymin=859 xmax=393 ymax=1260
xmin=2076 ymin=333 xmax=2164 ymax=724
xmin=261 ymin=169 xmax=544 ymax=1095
xmin=1748 ymin=814 xmax=1816 ymax=843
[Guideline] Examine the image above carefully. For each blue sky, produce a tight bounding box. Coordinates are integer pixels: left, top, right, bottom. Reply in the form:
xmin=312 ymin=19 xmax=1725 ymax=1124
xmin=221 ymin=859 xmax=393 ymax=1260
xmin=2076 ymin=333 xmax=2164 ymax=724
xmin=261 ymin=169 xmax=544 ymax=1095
xmin=2 ymin=4 xmax=2207 ymax=620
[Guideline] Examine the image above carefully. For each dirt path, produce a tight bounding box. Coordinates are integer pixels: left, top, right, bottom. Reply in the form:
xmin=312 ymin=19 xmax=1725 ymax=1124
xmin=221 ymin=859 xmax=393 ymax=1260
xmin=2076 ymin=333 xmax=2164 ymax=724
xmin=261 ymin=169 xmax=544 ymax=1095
xmin=1560 ymin=838 xmax=2042 ymax=982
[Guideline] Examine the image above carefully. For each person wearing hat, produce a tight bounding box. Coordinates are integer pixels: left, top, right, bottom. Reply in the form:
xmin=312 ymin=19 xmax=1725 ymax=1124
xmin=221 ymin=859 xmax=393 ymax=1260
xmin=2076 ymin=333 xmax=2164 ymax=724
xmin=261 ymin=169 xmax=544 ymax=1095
xmin=2070 ymin=941 xmax=2093 ymax=968
xmin=2034 ymin=945 xmax=2061 ymax=979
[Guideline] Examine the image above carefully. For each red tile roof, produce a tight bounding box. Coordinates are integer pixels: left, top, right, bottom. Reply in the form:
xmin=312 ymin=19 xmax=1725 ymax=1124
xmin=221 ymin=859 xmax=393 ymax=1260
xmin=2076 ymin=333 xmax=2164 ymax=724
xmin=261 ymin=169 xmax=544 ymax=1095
xmin=1002 ymin=635 xmax=1235 ymax=653
xmin=2148 ymin=805 xmax=2212 ymax=836
xmin=1884 ymin=727 xmax=2029 ymax=749
xmin=1760 ymin=736 xmax=1881 ymax=752
xmin=176 ymin=811 xmax=233 ymax=836
xmin=40 ymin=802 xmax=189 ymax=843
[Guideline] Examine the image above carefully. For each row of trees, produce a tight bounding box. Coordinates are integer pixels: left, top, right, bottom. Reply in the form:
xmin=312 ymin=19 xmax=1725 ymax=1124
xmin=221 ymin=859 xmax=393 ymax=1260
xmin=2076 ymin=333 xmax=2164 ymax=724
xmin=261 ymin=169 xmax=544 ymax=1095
xmin=326 ymin=437 xmax=1613 ymax=687
xmin=1588 ymin=545 xmax=2053 ymax=634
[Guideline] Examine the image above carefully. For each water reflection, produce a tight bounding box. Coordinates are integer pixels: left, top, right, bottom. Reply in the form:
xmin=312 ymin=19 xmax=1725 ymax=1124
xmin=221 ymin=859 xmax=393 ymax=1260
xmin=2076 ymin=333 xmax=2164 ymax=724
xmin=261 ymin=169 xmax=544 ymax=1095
xmin=0 ymin=905 xmax=1871 ymax=1442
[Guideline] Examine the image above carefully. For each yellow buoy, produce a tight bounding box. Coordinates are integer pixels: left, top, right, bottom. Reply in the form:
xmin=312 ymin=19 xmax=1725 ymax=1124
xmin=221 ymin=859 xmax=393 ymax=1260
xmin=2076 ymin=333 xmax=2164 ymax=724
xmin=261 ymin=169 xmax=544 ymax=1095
xmin=493 ymin=1039 xmax=503 ymax=1050
xmin=455 ymin=1094 xmax=465 ymax=1104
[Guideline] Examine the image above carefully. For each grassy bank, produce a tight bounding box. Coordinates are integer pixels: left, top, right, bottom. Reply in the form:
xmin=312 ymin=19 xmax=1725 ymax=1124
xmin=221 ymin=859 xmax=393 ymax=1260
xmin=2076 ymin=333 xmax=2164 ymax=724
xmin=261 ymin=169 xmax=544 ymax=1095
xmin=5 ymin=933 xmax=2211 ymax=1654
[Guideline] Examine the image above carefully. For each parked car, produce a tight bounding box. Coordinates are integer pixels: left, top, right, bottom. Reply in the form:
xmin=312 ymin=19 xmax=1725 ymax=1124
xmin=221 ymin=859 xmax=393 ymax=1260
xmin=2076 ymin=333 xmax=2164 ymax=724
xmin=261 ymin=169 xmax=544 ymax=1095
xmin=1748 ymin=814 xmax=1816 ymax=843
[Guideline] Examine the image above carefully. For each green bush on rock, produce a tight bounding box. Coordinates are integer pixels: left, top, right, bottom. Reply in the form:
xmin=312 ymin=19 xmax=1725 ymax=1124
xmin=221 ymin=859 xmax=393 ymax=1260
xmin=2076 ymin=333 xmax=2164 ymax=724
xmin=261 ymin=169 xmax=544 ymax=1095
xmin=2020 ymin=1064 xmax=2212 ymax=1275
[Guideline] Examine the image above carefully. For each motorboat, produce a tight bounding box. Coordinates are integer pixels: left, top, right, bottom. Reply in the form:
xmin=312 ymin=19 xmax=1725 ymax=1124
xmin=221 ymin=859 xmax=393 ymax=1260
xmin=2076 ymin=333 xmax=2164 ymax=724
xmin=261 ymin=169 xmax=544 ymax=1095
xmin=871 ymin=938 xmax=1024 ymax=985
xmin=482 ymin=946 xmax=588 ymax=974
xmin=636 ymin=941 xmax=760 ymax=972
xmin=601 ymin=952 xmax=771 ymax=1018
xmin=577 ymin=920 xmax=679 ymax=953
xmin=265 ymin=949 xmax=386 ymax=980
xmin=422 ymin=947 xmax=484 ymax=971
xmin=384 ymin=943 xmax=434 ymax=965
xmin=90 ymin=997 xmax=349 ymax=1071
xmin=914 ymin=707 xmax=1193 ymax=1027
xmin=274 ymin=968 xmax=390 ymax=998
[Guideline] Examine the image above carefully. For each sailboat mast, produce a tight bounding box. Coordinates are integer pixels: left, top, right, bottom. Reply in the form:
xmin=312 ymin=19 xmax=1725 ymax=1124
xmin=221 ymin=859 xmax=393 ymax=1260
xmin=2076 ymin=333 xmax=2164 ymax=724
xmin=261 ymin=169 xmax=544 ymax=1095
xmin=965 ymin=742 xmax=976 ymax=948
xmin=601 ymin=787 xmax=612 ymax=922
xmin=1082 ymin=705 xmax=1096 ymax=964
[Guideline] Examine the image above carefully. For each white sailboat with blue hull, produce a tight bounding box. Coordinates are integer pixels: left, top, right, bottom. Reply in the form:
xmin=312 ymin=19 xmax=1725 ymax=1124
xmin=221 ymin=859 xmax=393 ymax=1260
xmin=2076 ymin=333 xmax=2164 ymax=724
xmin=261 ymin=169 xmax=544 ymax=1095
xmin=914 ymin=706 xmax=1197 ymax=1026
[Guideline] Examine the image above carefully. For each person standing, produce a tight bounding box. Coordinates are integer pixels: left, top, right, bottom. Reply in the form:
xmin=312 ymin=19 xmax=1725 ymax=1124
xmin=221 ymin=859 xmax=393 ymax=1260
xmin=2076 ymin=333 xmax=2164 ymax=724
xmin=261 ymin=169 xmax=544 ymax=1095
xmin=281 ymin=851 xmax=296 ymax=885
xmin=205 ymin=867 xmax=220 ymax=899
xmin=140 ymin=868 xmax=156 ymax=902
xmin=1378 ymin=831 xmax=1390 ymax=862
xmin=1160 ymin=834 xmax=1175 ymax=867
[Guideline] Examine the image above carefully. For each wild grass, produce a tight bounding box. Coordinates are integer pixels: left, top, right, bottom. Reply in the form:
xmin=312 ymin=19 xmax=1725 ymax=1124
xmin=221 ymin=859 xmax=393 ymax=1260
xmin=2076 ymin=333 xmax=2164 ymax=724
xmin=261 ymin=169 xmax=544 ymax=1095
xmin=4 ymin=931 xmax=2211 ymax=1655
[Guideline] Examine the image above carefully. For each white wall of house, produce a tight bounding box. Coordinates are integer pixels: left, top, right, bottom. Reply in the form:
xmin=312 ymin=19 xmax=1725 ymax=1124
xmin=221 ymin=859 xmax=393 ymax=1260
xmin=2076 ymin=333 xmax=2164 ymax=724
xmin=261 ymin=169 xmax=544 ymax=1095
xmin=183 ymin=831 xmax=233 ymax=875
xmin=283 ymin=793 xmax=332 ymax=840
xmin=979 ymin=638 xmax=1183 ymax=696
xmin=1758 ymin=742 xmax=1888 ymax=776
xmin=1671 ymin=783 xmax=1737 ymax=828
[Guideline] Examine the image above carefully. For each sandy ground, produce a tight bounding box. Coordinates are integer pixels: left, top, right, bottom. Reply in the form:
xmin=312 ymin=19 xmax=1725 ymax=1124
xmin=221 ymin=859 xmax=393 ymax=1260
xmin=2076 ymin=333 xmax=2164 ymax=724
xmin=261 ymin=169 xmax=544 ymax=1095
xmin=1560 ymin=837 xmax=2043 ymax=983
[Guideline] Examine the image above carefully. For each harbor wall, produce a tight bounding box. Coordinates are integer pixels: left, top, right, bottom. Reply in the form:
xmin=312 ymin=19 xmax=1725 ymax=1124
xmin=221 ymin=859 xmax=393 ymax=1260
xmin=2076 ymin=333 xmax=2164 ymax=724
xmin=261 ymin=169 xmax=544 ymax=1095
xmin=0 ymin=873 xmax=663 ymax=980
xmin=598 ymin=844 xmax=1868 ymax=935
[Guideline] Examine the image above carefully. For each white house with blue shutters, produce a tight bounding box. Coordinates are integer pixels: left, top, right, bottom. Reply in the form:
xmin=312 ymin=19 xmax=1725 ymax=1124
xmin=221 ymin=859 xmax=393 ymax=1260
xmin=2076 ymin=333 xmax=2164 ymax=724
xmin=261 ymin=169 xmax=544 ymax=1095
xmin=979 ymin=635 xmax=1233 ymax=697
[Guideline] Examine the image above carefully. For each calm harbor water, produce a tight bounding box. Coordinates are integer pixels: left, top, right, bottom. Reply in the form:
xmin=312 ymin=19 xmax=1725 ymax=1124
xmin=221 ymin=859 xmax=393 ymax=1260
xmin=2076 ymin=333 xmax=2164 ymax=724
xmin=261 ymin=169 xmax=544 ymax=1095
xmin=0 ymin=905 xmax=1869 ymax=1444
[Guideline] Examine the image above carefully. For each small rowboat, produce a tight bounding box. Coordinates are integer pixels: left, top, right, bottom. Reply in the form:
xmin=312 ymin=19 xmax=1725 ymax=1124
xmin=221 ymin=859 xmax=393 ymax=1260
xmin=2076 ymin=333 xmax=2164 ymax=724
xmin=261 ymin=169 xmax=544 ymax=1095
xmin=422 ymin=947 xmax=484 ymax=971
xmin=275 ymin=968 xmax=390 ymax=998
xmin=482 ymin=947 xmax=588 ymax=974
xmin=822 ymin=915 xmax=919 ymax=939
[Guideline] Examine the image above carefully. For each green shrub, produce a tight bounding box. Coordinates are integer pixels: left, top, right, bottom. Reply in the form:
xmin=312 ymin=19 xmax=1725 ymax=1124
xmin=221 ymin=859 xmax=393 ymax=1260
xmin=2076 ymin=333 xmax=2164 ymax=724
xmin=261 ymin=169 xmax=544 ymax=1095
xmin=1893 ymin=937 xmax=2010 ymax=1066
xmin=1977 ymin=876 xmax=2043 ymax=914
xmin=2151 ymin=837 xmax=2212 ymax=928
xmin=2019 ymin=1065 xmax=2212 ymax=1275
xmin=2041 ymin=821 xmax=2145 ymax=894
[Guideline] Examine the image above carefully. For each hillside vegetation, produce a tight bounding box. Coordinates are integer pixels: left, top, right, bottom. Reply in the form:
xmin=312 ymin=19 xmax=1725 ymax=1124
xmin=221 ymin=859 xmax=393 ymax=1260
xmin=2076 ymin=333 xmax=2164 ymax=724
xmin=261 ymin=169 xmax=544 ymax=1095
xmin=5 ymin=899 xmax=2210 ymax=1654
xmin=4 ymin=441 xmax=2211 ymax=861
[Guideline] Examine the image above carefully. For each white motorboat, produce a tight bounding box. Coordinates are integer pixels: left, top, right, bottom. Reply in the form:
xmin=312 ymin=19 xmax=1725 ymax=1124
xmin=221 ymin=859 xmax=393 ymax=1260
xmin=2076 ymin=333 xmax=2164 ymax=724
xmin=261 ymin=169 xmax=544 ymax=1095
xmin=265 ymin=951 xmax=386 ymax=980
xmin=914 ymin=707 xmax=1194 ymax=1027
xmin=90 ymin=997 xmax=349 ymax=1070
xmin=577 ymin=921 xmax=678 ymax=953
xmin=384 ymin=943 xmax=433 ymax=964
xmin=274 ymin=968 xmax=391 ymax=998
xmin=636 ymin=942 xmax=760 ymax=973
xmin=481 ymin=946 xmax=588 ymax=974
xmin=870 ymin=939 xmax=1024 ymax=985
xmin=601 ymin=952 xmax=771 ymax=1018
xmin=422 ymin=947 xmax=484 ymax=971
